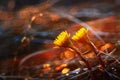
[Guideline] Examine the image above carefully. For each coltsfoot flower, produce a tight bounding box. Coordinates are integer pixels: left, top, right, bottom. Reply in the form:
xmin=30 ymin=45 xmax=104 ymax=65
xmin=53 ymin=31 xmax=70 ymax=47
xmin=72 ymin=28 xmax=88 ymax=41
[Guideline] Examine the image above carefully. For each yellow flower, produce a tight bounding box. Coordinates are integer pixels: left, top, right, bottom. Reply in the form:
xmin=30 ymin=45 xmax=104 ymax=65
xmin=72 ymin=28 xmax=88 ymax=41
xmin=53 ymin=31 xmax=70 ymax=47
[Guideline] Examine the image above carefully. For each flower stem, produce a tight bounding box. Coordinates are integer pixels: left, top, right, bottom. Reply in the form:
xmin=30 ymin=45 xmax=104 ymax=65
xmin=70 ymin=46 xmax=92 ymax=71
xmin=87 ymin=40 xmax=105 ymax=68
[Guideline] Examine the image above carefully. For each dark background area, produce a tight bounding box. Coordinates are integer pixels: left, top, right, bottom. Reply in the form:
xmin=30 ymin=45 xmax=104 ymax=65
xmin=0 ymin=0 xmax=119 ymax=10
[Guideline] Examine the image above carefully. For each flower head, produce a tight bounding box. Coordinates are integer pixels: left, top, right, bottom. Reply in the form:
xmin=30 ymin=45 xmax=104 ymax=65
xmin=72 ymin=28 xmax=88 ymax=41
xmin=53 ymin=31 xmax=70 ymax=47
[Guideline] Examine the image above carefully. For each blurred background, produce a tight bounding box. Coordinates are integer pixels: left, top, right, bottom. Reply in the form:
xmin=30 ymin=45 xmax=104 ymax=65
xmin=0 ymin=0 xmax=119 ymax=80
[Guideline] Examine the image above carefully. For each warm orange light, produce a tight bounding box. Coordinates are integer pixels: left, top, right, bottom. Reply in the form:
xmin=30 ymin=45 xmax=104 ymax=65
xmin=84 ymin=52 xmax=95 ymax=58
xmin=28 ymin=24 xmax=31 ymax=29
xmin=39 ymin=13 xmax=43 ymax=17
xmin=55 ymin=64 xmax=67 ymax=71
xmin=31 ymin=16 xmax=36 ymax=21
xmin=50 ymin=14 xmax=60 ymax=21
xmin=100 ymin=43 xmax=112 ymax=51
xmin=62 ymin=68 xmax=70 ymax=74
xmin=61 ymin=50 xmax=75 ymax=60
xmin=42 ymin=64 xmax=51 ymax=72
xmin=24 ymin=78 xmax=29 ymax=80
xmin=55 ymin=66 xmax=62 ymax=71
xmin=61 ymin=64 xmax=67 ymax=67
xmin=43 ymin=64 xmax=50 ymax=68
